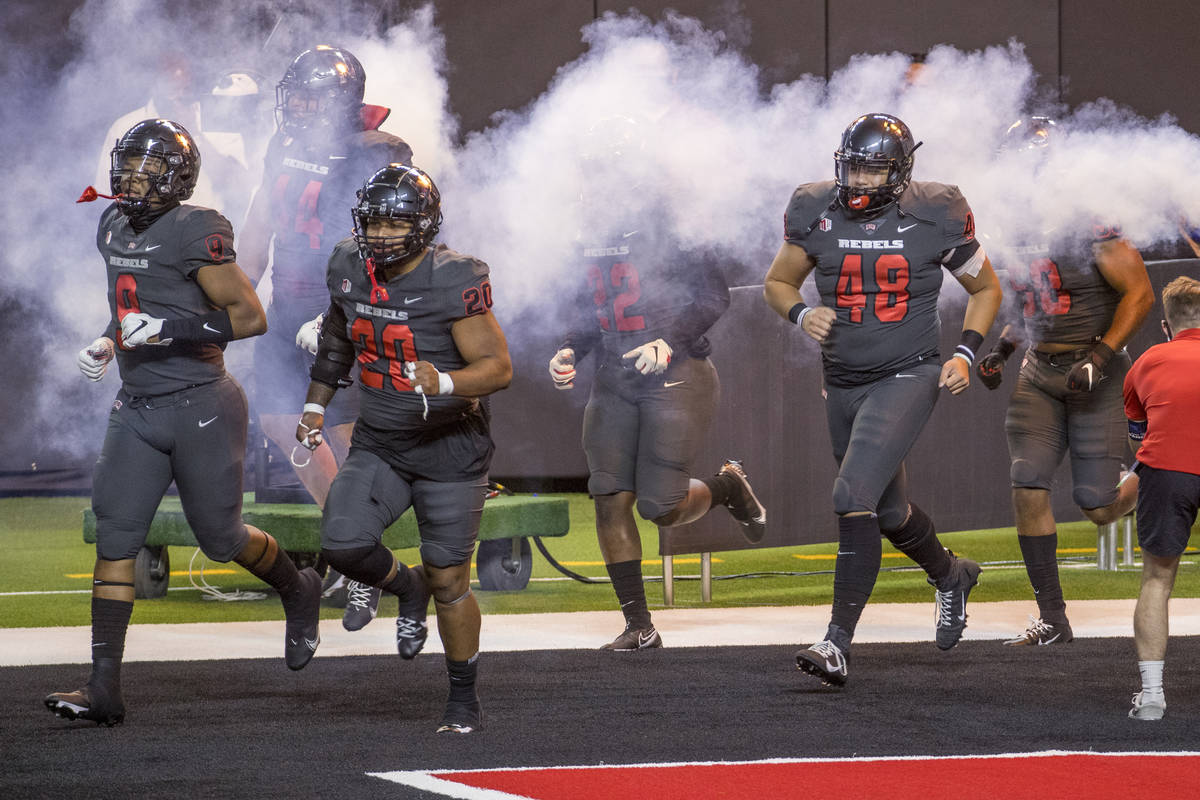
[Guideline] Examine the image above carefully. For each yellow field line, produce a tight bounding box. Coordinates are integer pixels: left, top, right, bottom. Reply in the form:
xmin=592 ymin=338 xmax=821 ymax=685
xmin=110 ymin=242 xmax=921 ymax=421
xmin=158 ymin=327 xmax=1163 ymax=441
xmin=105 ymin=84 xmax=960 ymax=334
xmin=65 ymin=569 xmax=239 ymax=579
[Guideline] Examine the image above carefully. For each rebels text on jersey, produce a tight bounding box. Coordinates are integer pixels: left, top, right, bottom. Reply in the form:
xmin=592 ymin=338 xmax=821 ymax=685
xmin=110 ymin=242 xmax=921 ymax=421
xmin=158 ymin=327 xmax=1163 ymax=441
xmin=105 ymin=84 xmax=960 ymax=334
xmin=264 ymin=122 xmax=412 ymax=299
xmin=562 ymin=228 xmax=730 ymax=363
xmin=784 ymin=180 xmax=977 ymax=386
xmin=324 ymin=240 xmax=492 ymax=431
xmin=995 ymin=225 xmax=1123 ymax=346
xmin=98 ymin=203 xmax=236 ymax=396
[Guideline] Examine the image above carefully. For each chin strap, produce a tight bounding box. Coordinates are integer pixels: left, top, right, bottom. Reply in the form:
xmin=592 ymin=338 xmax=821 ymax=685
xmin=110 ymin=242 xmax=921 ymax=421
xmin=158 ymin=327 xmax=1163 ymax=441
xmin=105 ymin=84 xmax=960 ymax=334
xmin=77 ymin=186 xmax=122 ymax=203
xmin=365 ymin=257 xmax=390 ymax=303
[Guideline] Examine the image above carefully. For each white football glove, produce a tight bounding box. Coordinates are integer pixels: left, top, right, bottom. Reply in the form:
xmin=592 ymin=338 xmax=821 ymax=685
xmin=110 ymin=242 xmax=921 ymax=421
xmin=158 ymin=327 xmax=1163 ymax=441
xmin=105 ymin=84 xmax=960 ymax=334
xmin=622 ymin=339 xmax=672 ymax=375
xmin=295 ymin=313 xmax=324 ymax=356
xmin=121 ymin=312 xmax=172 ymax=347
xmin=548 ymin=348 xmax=576 ymax=389
xmin=77 ymin=337 xmax=115 ymax=381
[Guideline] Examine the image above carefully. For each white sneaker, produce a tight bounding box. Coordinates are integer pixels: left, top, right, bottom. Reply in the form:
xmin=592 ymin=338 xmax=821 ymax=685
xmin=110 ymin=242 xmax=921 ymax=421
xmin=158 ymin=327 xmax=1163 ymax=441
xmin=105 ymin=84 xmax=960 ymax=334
xmin=1129 ymin=690 xmax=1165 ymax=721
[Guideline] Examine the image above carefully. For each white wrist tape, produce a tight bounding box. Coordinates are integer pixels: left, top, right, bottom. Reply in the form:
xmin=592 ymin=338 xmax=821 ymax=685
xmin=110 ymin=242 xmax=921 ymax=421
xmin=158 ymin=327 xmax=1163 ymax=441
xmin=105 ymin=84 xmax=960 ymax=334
xmin=437 ymin=371 xmax=454 ymax=396
xmin=302 ymin=402 xmax=327 ymax=416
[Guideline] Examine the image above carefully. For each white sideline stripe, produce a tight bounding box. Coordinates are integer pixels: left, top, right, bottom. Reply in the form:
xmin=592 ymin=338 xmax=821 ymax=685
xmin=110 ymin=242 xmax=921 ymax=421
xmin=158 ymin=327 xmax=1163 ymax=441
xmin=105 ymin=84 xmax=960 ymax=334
xmin=6 ymin=598 xmax=1200 ymax=667
xmin=369 ymin=751 xmax=1200 ymax=795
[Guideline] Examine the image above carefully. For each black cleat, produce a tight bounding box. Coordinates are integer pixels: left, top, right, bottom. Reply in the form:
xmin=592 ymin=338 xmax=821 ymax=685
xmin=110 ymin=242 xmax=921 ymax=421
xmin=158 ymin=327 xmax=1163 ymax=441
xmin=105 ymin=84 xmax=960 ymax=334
xmin=396 ymin=566 xmax=431 ymax=660
xmin=284 ymin=567 xmax=322 ymax=670
xmin=930 ymin=553 xmax=981 ymax=650
xmin=321 ymin=568 xmax=349 ymax=608
xmin=600 ymin=625 xmax=662 ymax=651
xmin=44 ymin=683 xmax=125 ymax=727
xmin=718 ymin=460 xmax=767 ymax=543
xmin=1004 ymin=616 xmax=1074 ymax=646
xmin=796 ymin=639 xmax=849 ymax=687
xmin=342 ymin=580 xmax=382 ymax=632
xmin=437 ymin=698 xmax=482 ymax=734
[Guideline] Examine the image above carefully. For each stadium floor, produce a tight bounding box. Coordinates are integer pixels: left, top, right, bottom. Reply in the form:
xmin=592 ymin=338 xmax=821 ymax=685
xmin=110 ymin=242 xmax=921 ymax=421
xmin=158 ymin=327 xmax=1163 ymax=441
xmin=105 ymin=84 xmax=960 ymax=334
xmin=4 ymin=601 xmax=1199 ymax=799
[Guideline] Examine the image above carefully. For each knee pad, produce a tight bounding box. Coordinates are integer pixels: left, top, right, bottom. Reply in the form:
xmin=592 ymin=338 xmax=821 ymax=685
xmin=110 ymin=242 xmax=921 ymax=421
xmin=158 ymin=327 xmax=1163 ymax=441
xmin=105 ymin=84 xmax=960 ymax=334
xmin=95 ymin=517 xmax=149 ymax=561
xmin=588 ymin=472 xmax=619 ymax=498
xmin=832 ymin=476 xmax=873 ymax=516
xmin=1010 ymin=458 xmax=1045 ymax=489
xmin=419 ymin=540 xmax=473 ymax=570
xmin=635 ymin=496 xmax=672 ymax=523
xmin=1073 ymin=483 xmax=1115 ymax=512
xmin=192 ymin=525 xmax=249 ymax=564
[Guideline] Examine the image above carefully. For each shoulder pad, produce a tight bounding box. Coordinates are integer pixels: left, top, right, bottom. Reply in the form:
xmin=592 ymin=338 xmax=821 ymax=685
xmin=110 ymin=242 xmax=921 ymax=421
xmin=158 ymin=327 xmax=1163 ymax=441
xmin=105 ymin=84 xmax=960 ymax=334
xmin=353 ymin=130 xmax=414 ymax=166
xmin=784 ymin=181 xmax=838 ymax=240
xmin=430 ymin=244 xmax=489 ymax=286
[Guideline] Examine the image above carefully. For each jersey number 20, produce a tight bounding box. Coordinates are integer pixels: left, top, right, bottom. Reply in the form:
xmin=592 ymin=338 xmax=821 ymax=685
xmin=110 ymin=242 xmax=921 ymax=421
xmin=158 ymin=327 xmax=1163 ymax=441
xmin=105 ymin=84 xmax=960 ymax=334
xmin=351 ymin=318 xmax=417 ymax=391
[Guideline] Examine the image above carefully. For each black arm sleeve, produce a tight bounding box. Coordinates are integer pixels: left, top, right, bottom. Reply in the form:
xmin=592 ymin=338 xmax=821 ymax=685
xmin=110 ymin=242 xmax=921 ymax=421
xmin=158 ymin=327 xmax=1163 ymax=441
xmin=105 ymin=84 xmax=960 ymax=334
xmin=309 ymin=302 xmax=356 ymax=390
xmin=662 ymin=258 xmax=731 ymax=356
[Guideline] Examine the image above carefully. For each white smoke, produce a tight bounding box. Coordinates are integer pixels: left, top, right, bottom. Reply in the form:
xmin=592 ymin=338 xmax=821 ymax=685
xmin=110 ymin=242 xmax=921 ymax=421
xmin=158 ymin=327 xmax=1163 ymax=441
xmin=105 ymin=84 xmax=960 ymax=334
xmin=5 ymin=3 xmax=1198 ymax=467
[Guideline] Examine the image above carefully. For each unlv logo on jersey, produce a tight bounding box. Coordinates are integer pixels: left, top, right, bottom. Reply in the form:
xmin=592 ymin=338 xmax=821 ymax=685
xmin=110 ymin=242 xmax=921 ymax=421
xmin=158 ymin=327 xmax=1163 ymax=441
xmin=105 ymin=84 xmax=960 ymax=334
xmin=819 ymin=218 xmax=833 ymax=232
xmin=860 ymin=222 xmax=878 ymax=234
xmin=206 ymin=234 xmax=224 ymax=260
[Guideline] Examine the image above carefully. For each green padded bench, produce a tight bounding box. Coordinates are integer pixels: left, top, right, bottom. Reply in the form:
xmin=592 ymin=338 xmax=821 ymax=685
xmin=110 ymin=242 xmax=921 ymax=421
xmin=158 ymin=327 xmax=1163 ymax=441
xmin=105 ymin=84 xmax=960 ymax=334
xmin=82 ymin=493 xmax=570 ymax=598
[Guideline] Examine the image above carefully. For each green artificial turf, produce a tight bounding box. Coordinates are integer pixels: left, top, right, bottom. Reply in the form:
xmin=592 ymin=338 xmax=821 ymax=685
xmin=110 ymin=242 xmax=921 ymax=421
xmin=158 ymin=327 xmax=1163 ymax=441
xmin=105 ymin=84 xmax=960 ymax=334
xmin=1 ymin=495 xmax=1196 ymax=629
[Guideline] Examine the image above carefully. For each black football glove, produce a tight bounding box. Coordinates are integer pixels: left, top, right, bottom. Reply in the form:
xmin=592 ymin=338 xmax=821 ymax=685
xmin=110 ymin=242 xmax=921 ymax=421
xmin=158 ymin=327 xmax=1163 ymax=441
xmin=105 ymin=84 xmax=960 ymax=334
xmin=976 ymin=338 xmax=1016 ymax=390
xmin=1065 ymin=342 xmax=1115 ymax=392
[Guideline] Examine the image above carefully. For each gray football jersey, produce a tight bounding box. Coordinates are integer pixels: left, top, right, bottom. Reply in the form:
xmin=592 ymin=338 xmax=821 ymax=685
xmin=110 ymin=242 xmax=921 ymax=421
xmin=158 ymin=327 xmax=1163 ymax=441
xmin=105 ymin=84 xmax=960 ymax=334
xmin=325 ymin=241 xmax=492 ymax=431
xmin=98 ymin=203 xmax=235 ymax=396
xmin=784 ymin=180 xmax=976 ymax=386
xmin=996 ymin=225 xmax=1123 ymax=346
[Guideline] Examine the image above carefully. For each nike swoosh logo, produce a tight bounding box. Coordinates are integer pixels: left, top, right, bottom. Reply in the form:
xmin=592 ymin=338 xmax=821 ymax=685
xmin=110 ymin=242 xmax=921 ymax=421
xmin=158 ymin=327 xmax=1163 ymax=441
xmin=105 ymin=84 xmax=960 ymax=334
xmin=127 ymin=320 xmax=148 ymax=337
xmin=404 ymin=296 xmax=422 ymax=304
xmin=198 ymin=416 xmax=218 ymax=427
xmin=1038 ymin=634 xmax=1061 ymax=645
xmin=663 ymin=380 xmax=685 ymax=388
xmin=304 ymin=636 xmax=319 ymax=650
xmin=898 ymin=223 xmax=919 ymax=232
xmin=895 ymin=373 xmax=919 ymax=378
xmin=202 ymin=322 xmax=220 ymax=334
xmin=145 ymin=244 xmax=161 ymax=251
xmin=638 ymin=632 xmax=657 ymax=647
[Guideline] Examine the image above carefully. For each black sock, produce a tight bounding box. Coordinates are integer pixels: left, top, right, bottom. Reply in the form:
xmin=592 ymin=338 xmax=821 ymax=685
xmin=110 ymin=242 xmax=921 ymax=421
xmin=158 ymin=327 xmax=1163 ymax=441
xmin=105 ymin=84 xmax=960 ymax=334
xmin=701 ymin=473 xmax=734 ymax=509
xmin=446 ymin=653 xmax=479 ymax=704
xmin=1018 ymin=533 xmax=1067 ymax=623
xmin=606 ymin=559 xmax=651 ymax=629
xmin=260 ymin=550 xmax=302 ymax=598
xmin=883 ymin=503 xmax=952 ymax=586
xmin=829 ymin=514 xmax=882 ymax=640
xmin=90 ymin=597 xmax=133 ymax=681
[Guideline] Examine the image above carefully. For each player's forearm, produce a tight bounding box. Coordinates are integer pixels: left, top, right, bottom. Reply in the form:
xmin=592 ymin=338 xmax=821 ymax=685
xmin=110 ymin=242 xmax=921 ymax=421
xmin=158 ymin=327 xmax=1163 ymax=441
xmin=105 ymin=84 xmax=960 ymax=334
xmin=763 ymin=277 xmax=804 ymax=320
xmin=222 ymin=298 xmax=268 ymax=339
xmin=1102 ymin=287 xmax=1155 ymax=352
xmin=961 ymin=280 xmax=1002 ymax=339
xmin=447 ymin=354 xmax=512 ymax=397
xmin=304 ymin=380 xmax=337 ymax=407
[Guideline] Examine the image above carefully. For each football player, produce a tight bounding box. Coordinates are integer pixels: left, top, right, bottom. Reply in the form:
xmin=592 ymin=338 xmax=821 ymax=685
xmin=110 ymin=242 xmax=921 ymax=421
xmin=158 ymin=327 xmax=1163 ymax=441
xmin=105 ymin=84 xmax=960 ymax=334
xmin=46 ymin=120 xmax=322 ymax=727
xmin=295 ymin=165 xmax=510 ymax=734
xmin=976 ymin=116 xmax=1153 ymax=646
xmin=239 ymin=45 xmax=414 ymax=630
xmin=548 ymin=121 xmax=767 ymax=651
xmin=764 ymin=113 xmax=1003 ymax=686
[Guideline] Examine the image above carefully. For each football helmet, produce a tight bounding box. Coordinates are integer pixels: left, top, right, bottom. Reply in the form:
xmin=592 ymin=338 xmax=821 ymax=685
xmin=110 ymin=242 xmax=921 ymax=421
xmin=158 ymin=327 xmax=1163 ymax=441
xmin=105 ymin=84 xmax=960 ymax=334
xmin=109 ymin=118 xmax=200 ymax=220
xmin=352 ymin=164 xmax=442 ymax=268
xmin=275 ymin=45 xmax=366 ymax=137
xmin=834 ymin=113 xmax=920 ymax=214
xmin=1001 ymin=115 xmax=1056 ymax=152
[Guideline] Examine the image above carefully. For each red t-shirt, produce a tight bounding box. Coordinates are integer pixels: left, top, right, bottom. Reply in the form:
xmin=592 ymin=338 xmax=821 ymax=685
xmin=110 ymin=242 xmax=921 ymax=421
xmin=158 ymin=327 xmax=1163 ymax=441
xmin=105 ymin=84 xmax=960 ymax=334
xmin=1123 ymin=328 xmax=1200 ymax=474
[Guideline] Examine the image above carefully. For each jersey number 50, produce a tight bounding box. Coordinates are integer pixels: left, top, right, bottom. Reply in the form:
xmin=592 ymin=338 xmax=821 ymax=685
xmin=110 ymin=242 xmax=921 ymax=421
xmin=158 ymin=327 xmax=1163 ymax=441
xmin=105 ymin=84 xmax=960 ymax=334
xmin=836 ymin=254 xmax=910 ymax=323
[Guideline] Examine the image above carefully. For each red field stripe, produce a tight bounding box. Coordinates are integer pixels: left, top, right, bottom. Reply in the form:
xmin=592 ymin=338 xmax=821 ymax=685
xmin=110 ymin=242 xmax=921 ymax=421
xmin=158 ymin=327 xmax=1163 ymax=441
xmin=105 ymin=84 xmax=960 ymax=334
xmin=426 ymin=753 xmax=1198 ymax=800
